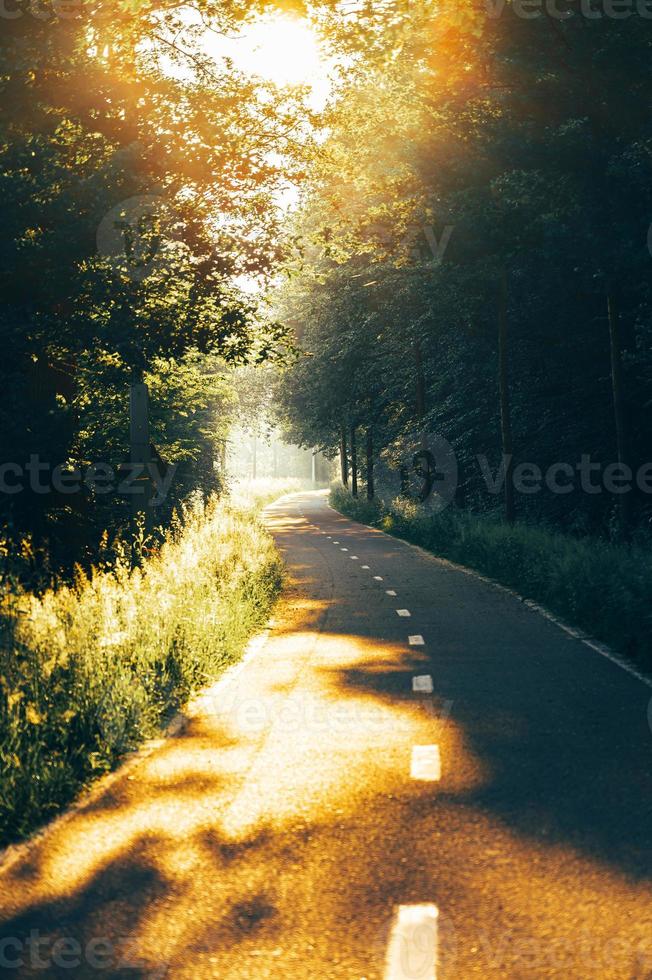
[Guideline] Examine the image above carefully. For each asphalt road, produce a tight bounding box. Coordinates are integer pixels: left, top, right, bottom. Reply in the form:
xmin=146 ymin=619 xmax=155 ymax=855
xmin=1 ymin=490 xmax=652 ymax=979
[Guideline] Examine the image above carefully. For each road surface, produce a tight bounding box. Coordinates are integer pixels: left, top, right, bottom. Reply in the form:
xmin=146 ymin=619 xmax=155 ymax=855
xmin=1 ymin=490 xmax=651 ymax=978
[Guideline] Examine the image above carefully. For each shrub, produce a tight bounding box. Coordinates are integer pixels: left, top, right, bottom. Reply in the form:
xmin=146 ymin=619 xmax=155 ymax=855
xmin=0 ymin=480 xmax=298 ymax=846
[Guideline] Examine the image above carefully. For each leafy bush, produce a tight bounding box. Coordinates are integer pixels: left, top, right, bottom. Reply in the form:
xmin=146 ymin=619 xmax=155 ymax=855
xmin=0 ymin=480 xmax=299 ymax=846
xmin=331 ymin=485 xmax=652 ymax=674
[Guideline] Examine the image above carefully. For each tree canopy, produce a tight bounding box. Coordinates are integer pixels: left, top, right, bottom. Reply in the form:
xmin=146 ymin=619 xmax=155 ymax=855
xmin=276 ymin=0 xmax=652 ymax=534
xmin=1 ymin=0 xmax=311 ymax=570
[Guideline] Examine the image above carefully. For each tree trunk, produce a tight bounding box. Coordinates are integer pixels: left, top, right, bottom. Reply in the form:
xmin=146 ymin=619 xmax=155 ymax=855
xmin=340 ymin=426 xmax=349 ymax=486
xmin=129 ymin=381 xmax=153 ymax=536
xmin=498 ymin=271 xmax=515 ymax=523
xmin=366 ymin=426 xmax=374 ymax=500
xmin=454 ymin=461 xmax=465 ymax=509
xmin=607 ymin=292 xmax=630 ymax=532
xmin=350 ymin=425 xmax=358 ymax=497
xmin=414 ymin=339 xmax=427 ymax=449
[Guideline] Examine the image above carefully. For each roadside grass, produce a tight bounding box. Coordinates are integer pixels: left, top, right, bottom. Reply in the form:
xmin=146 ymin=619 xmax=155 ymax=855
xmin=0 ymin=479 xmax=301 ymax=848
xmin=331 ymin=485 xmax=652 ymax=676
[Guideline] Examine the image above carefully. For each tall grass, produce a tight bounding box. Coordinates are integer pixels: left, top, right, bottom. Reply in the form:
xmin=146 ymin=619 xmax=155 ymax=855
xmin=0 ymin=480 xmax=300 ymax=847
xmin=331 ymin=485 xmax=652 ymax=674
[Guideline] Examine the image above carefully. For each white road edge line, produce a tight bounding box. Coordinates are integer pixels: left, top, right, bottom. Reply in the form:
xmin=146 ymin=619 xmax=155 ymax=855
xmin=410 ymin=745 xmax=441 ymax=781
xmin=326 ymin=497 xmax=652 ymax=693
xmin=413 ymin=675 xmax=434 ymax=694
xmin=324 ymin=493 xmax=652 ymax=690
xmin=520 ymin=598 xmax=652 ymax=690
xmin=384 ymin=904 xmax=439 ymax=980
xmin=408 ymin=635 xmax=425 ymax=646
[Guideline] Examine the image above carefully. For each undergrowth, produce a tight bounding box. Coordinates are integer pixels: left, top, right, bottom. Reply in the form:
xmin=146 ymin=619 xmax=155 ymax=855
xmin=0 ymin=479 xmax=301 ymax=847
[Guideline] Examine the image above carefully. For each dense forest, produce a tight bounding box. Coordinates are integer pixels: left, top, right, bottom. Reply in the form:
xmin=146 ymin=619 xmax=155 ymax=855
xmin=4 ymin=0 xmax=652 ymax=585
xmin=276 ymin=0 xmax=652 ymax=540
xmin=0 ymin=0 xmax=305 ymax=579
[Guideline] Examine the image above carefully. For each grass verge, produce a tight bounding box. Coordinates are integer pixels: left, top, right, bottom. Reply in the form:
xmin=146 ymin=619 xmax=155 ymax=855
xmin=0 ymin=479 xmax=301 ymax=847
xmin=331 ymin=485 xmax=652 ymax=676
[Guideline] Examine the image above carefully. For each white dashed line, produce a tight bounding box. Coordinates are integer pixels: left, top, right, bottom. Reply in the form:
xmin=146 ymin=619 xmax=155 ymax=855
xmin=384 ymin=904 xmax=439 ymax=980
xmin=361 ymin=565 xmax=370 ymax=570
xmin=333 ymin=541 xmax=339 ymax=545
xmin=396 ymin=609 xmax=411 ymax=617
xmin=408 ymin=635 xmax=425 ymax=646
xmin=385 ymin=589 xmax=397 ymax=596
xmin=410 ymin=745 xmax=441 ymax=781
xmin=350 ymin=555 xmax=358 ymax=560
xmin=373 ymin=576 xmax=384 ymax=581
xmin=341 ymin=547 xmax=348 ymax=551
xmin=412 ymin=675 xmax=434 ymax=694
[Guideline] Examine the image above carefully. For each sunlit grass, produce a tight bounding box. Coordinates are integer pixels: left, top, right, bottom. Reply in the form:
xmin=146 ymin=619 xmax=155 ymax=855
xmin=0 ymin=480 xmax=301 ymax=846
xmin=228 ymin=476 xmax=309 ymax=512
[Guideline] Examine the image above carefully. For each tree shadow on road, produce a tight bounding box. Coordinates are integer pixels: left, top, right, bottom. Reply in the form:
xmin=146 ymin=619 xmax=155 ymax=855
xmin=1 ymin=580 xmax=651 ymax=979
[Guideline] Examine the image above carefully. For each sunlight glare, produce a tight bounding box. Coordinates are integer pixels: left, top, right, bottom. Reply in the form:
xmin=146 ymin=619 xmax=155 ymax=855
xmin=247 ymin=15 xmax=324 ymax=87
xmin=206 ymin=14 xmax=328 ymax=92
